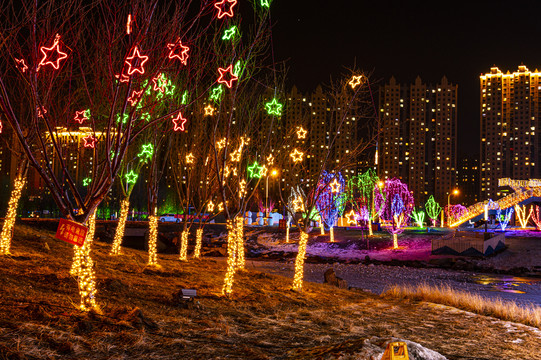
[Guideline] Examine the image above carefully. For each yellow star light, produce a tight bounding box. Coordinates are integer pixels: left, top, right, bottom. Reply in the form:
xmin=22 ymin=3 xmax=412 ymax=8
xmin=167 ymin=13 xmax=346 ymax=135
xmin=186 ymin=153 xmax=195 ymax=164
xmin=204 ymin=104 xmax=215 ymax=116
xmin=349 ymin=75 xmax=363 ymax=89
xmin=217 ymin=138 xmax=227 ymax=150
xmin=207 ymin=201 xmax=215 ymax=212
xmin=329 ymin=178 xmax=341 ymax=193
xmin=346 ymin=210 xmax=357 ymax=225
xmin=290 ymin=148 xmax=304 ymax=163
xmin=218 ymin=202 xmax=224 ymax=212
xmin=230 ymin=149 xmax=241 ymax=162
xmin=296 ymin=126 xmax=307 ymax=139
xmin=266 ymin=154 xmax=274 ymax=166
xmin=292 ymin=196 xmax=305 ymax=212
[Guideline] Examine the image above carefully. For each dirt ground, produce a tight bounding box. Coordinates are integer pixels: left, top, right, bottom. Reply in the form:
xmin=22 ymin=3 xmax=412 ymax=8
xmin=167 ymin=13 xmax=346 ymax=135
xmin=1 ymin=223 xmax=540 ymax=359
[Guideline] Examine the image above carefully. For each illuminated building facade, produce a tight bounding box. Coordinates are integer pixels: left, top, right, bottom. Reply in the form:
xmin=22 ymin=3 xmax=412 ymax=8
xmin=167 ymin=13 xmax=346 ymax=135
xmin=378 ymin=76 xmax=457 ymax=205
xmin=480 ymin=65 xmax=541 ymax=200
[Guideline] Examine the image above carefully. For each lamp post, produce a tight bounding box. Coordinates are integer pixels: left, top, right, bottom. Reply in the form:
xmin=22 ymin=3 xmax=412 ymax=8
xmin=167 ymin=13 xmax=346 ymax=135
xmin=447 ymin=189 xmax=459 ymax=227
xmin=266 ymin=169 xmax=278 ymax=218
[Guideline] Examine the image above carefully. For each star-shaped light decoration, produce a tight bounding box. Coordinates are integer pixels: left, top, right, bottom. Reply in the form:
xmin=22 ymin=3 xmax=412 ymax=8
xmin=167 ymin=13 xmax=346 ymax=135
xmin=218 ymin=202 xmax=224 ymax=212
xmin=38 ymin=34 xmax=68 ymax=70
xmin=172 ymin=112 xmax=187 ymax=131
xmin=233 ymin=59 xmax=243 ymax=77
xmin=209 ymin=85 xmax=223 ymax=102
xmin=239 ymin=179 xmax=247 ymax=198
xmin=82 ymin=135 xmax=97 ymax=148
xmin=222 ymin=26 xmax=237 ymax=41
xmin=37 ymin=107 xmax=47 ymax=118
xmin=128 ymin=89 xmax=143 ymax=106
xmin=125 ymin=46 xmax=148 ymax=75
xmin=152 ymin=73 xmax=167 ymax=93
xmin=296 ymin=126 xmax=307 ymax=139
xmin=204 ymin=105 xmax=215 ymax=116
xmin=247 ymin=161 xmax=264 ymax=179
xmin=137 ymin=143 xmax=154 ymax=161
xmin=167 ymin=39 xmax=190 ymax=65
xmin=115 ymin=72 xmax=130 ymax=83
xmin=116 ymin=113 xmax=129 ymax=124
xmin=214 ymin=0 xmax=237 ymax=19
xmin=181 ymin=91 xmax=189 ymax=104
xmin=345 ymin=210 xmax=357 ymax=225
xmin=230 ymin=149 xmax=241 ymax=162
xmin=186 ymin=152 xmax=195 ymax=164
xmin=216 ymin=138 xmax=227 ymax=150
xmin=329 ymin=178 xmax=341 ymax=193
xmin=292 ymin=196 xmax=305 ymax=212
xmin=125 ymin=170 xmax=138 ymax=184
xmin=83 ymin=178 xmax=92 ymax=187
xmin=266 ymin=154 xmax=274 ymax=166
xmin=349 ymin=75 xmax=363 ymax=89
xmin=217 ymin=65 xmax=238 ymax=88
xmin=207 ymin=201 xmax=215 ymax=212
xmin=260 ymin=0 xmax=270 ymax=8
xmin=15 ymin=58 xmax=28 ymax=73
xmin=290 ymin=148 xmax=304 ymax=163
xmin=265 ymin=98 xmax=283 ymax=116
xmin=73 ymin=109 xmax=90 ymax=124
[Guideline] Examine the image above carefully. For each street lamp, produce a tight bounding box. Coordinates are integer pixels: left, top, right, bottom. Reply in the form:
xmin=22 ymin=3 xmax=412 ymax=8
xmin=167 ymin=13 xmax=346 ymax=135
xmin=447 ymin=189 xmax=459 ymax=227
xmin=266 ymin=169 xmax=278 ymax=217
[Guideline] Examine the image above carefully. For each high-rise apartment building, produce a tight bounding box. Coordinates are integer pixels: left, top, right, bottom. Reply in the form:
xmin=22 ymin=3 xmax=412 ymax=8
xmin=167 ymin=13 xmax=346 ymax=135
xmin=379 ymin=76 xmax=458 ymax=205
xmin=480 ymin=65 xmax=541 ymax=200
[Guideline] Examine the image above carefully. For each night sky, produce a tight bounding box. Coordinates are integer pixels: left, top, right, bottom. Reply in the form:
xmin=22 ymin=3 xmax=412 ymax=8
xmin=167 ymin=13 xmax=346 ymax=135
xmin=271 ymin=0 xmax=541 ymax=156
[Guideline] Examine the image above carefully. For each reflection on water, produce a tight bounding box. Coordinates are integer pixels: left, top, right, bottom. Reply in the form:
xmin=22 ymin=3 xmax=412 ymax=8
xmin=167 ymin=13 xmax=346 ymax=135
xmin=471 ymin=275 xmax=541 ymax=294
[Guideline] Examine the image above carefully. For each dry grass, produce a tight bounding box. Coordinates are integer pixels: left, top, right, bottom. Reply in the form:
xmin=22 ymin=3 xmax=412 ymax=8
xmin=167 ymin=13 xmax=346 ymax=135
xmin=0 ymin=222 xmax=540 ymax=359
xmin=383 ymin=283 xmax=541 ymax=328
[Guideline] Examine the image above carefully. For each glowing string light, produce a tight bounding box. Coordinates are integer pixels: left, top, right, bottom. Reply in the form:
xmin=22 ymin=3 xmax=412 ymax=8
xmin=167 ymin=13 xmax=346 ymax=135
xmin=179 ymin=230 xmax=189 ymax=261
xmin=234 ymin=217 xmax=245 ymax=269
xmin=38 ymin=34 xmax=68 ymax=70
xmin=230 ymin=149 xmax=241 ymax=162
xmin=186 ymin=152 xmax=195 ymax=164
xmin=181 ymin=91 xmax=189 ymax=104
xmin=222 ymin=26 xmax=238 ymax=40
xmin=349 ymin=75 xmax=363 ymax=89
xmin=425 ymin=195 xmax=442 ymax=226
xmin=265 ymin=98 xmax=283 ymax=116
xmin=217 ymin=138 xmax=227 ymax=150
xmin=167 ymin=39 xmax=190 ymax=65
xmin=222 ymin=219 xmax=238 ymax=295
xmin=82 ymin=135 xmax=97 ymax=148
xmin=515 ymin=205 xmax=532 ymax=229
xmin=239 ymin=179 xmax=247 ymax=198
xmin=233 ymin=59 xmax=243 ymax=77
xmin=172 ymin=112 xmax=187 ymax=131
xmin=110 ymin=199 xmax=130 ymax=255
xmin=194 ymin=229 xmax=203 ymax=259
xmin=148 ymin=215 xmax=158 ymax=265
xmin=290 ymin=148 xmax=304 ymax=163
xmin=217 ymin=65 xmax=238 ymax=88
xmin=125 ymin=46 xmax=148 ymax=75
xmin=292 ymin=231 xmax=308 ymax=291
xmin=0 ymin=176 xmax=26 ymax=255
xmin=410 ymin=209 xmax=425 ymax=228
xmin=126 ymin=14 xmax=132 ymax=34
xmin=214 ymin=0 xmax=237 ymax=19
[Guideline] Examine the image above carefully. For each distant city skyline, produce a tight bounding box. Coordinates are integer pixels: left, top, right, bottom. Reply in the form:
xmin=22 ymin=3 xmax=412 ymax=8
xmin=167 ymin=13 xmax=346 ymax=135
xmin=271 ymin=0 xmax=541 ymax=156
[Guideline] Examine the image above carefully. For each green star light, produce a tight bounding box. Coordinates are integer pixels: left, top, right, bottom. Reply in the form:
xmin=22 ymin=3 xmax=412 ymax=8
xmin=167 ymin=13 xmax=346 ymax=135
xmin=181 ymin=91 xmax=189 ymax=104
xmin=138 ymin=143 xmax=154 ymax=161
xmin=222 ymin=26 xmax=237 ymax=40
xmin=261 ymin=0 xmax=270 ymax=8
xmin=247 ymin=161 xmax=264 ymax=179
xmin=233 ymin=59 xmax=243 ymax=78
xmin=116 ymin=113 xmax=129 ymax=124
xmin=83 ymin=178 xmax=92 ymax=186
xmin=265 ymin=98 xmax=283 ymax=116
xmin=125 ymin=170 xmax=138 ymax=184
xmin=209 ymin=85 xmax=223 ymax=103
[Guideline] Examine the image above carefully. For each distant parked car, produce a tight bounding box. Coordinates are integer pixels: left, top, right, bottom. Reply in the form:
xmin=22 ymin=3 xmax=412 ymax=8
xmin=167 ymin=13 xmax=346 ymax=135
xmin=159 ymin=214 xmax=181 ymax=223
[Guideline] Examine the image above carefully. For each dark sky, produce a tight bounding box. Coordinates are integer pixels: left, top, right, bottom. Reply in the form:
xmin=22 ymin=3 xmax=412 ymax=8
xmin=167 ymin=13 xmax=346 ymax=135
xmin=270 ymin=0 xmax=541 ymax=156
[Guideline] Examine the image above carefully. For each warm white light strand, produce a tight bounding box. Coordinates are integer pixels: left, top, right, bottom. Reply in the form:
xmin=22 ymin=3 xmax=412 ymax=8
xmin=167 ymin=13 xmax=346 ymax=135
xmin=179 ymin=229 xmax=189 ymax=261
xmin=0 ymin=176 xmax=25 ymax=255
xmin=292 ymin=231 xmax=308 ymax=291
xmin=222 ymin=219 xmax=237 ymax=295
xmin=110 ymin=199 xmax=130 ymax=255
xmin=148 ymin=215 xmax=158 ymax=265
xmin=194 ymin=228 xmax=203 ymax=258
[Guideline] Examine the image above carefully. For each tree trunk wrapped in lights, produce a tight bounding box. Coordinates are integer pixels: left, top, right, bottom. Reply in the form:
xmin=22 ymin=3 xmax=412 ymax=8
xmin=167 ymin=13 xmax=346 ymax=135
xmin=285 ymin=220 xmax=290 ymax=243
xmin=425 ymin=195 xmax=442 ymax=227
xmin=110 ymin=198 xmax=130 ymax=255
xmin=531 ymin=206 xmax=541 ymax=231
xmin=515 ymin=205 xmax=532 ymax=229
xmin=0 ymin=174 xmax=26 ymax=255
xmin=70 ymin=211 xmax=98 ymax=312
xmin=194 ymin=228 xmax=203 ymax=259
xmin=179 ymin=229 xmax=189 ymax=261
xmin=147 ymin=215 xmax=158 ymax=266
xmin=346 ymin=168 xmax=380 ymax=237
xmin=222 ymin=219 xmax=238 ymax=295
xmin=234 ymin=217 xmax=245 ymax=269
xmin=315 ymin=171 xmax=347 ymax=242
xmin=292 ymin=231 xmax=309 ymax=291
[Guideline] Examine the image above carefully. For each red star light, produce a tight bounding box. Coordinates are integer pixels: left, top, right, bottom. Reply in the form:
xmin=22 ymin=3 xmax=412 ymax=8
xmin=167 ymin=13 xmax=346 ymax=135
xmin=217 ymin=65 xmax=238 ymax=88
xmin=167 ymin=40 xmax=190 ymax=65
xmin=38 ymin=34 xmax=68 ymax=70
xmin=73 ymin=110 xmax=89 ymax=124
xmin=15 ymin=58 xmax=28 ymax=73
xmin=115 ymin=72 xmax=130 ymax=83
xmin=83 ymin=135 xmax=97 ymax=148
xmin=125 ymin=46 xmax=148 ymax=75
xmin=37 ymin=108 xmax=47 ymax=118
xmin=172 ymin=112 xmax=187 ymax=132
xmin=214 ymin=0 xmax=237 ymax=19
xmin=0 ymin=121 xmax=3 ymax=134
xmin=128 ymin=89 xmax=143 ymax=106
xmin=152 ymin=74 xmax=166 ymax=93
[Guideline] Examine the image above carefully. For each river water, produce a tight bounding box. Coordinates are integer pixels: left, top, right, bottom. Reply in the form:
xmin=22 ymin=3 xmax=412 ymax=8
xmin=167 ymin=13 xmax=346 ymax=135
xmin=248 ymin=260 xmax=541 ymax=307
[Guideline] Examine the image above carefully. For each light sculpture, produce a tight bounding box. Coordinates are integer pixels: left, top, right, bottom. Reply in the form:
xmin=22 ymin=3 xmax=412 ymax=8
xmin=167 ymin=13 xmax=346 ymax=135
xmin=296 ymin=126 xmax=307 ymax=139
xmin=15 ymin=58 xmax=28 ymax=73
xmin=74 ymin=109 xmax=90 ymax=124
xmin=315 ymin=171 xmax=346 ymax=242
xmin=410 ymin=208 xmax=425 ymax=228
xmin=515 ymin=205 xmax=532 ymax=229
xmin=329 ymin=178 xmax=341 ymax=193
xmin=207 ymin=200 xmax=215 ymax=212
xmin=260 ymin=0 xmax=270 ymax=7
xmin=172 ymin=112 xmax=187 ymax=131
xmin=125 ymin=46 xmax=148 ymax=75
xmin=214 ymin=0 xmax=237 ymax=19
xmin=348 ymin=75 xmax=363 ymax=89
xmin=167 ymin=39 xmax=190 ymax=65
xmin=125 ymin=170 xmax=138 ymax=184
xmin=38 ymin=34 xmax=68 ymax=70
xmin=222 ymin=26 xmax=237 ymax=40
xmin=265 ymin=98 xmax=283 ymax=116
xmin=292 ymin=231 xmax=308 ymax=291
xmin=345 ymin=209 xmax=357 ymax=225
xmin=217 ymin=65 xmax=238 ymax=88
xmin=425 ymin=195 xmax=442 ymax=226
xmin=248 ymin=161 xmax=264 ymax=178
xmin=496 ymin=207 xmax=514 ymax=231
xmin=204 ymin=104 xmax=215 ymax=116
xmin=82 ymin=135 xmax=97 ymax=148
xmin=290 ymin=148 xmax=304 ymax=163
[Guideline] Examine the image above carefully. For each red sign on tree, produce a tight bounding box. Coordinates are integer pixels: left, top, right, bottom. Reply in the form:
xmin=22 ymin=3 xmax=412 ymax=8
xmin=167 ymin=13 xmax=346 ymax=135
xmin=55 ymin=218 xmax=88 ymax=247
